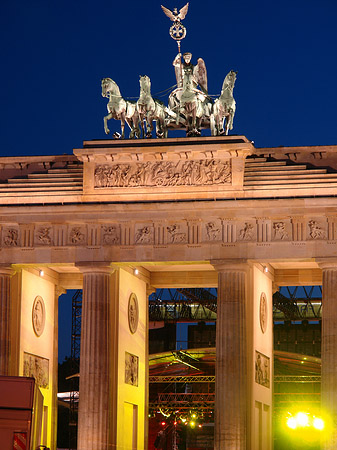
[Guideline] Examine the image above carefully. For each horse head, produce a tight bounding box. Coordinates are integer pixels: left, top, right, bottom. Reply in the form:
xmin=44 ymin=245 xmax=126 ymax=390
xmin=139 ymin=75 xmax=151 ymax=94
xmin=222 ymin=71 xmax=237 ymax=94
xmin=101 ymin=78 xmax=121 ymax=98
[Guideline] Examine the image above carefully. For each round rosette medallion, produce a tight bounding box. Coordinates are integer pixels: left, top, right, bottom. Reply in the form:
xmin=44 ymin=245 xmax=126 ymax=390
xmin=32 ymin=295 xmax=46 ymax=337
xmin=259 ymin=292 xmax=267 ymax=334
xmin=128 ymin=293 xmax=139 ymax=334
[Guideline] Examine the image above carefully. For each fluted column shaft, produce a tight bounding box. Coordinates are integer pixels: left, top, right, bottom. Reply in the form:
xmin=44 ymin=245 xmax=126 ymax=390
xmin=77 ymin=268 xmax=112 ymax=450
xmin=320 ymin=264 xmax=337 ymax=449
xmin=0 ymin=268 xmax=13 ymax=375
xmin=214 ymin=264 xmax=247 ymax=450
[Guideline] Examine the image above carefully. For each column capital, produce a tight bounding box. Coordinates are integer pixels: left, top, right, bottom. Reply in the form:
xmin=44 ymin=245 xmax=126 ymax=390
xmin=211 ymin=259 xmax=250 ymax=273
xmin=0 ymin=265 xmax=15 ymax=277
xmin=146 ymin=284 xmax=156 ymax=297
xmin=55 ymin=285 xmax=66 ymax=298
xmin=75 ymin=262 xmax=115 ymax=274
xmin=316 ymin=258 xmax=337 ymax=270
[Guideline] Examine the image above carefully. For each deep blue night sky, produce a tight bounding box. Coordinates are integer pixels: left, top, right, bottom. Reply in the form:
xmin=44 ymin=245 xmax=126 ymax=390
xmin=1 ymin=0 xmax=336 ymax=361
xmin=1 ymin=0 xmax=337 ymax=155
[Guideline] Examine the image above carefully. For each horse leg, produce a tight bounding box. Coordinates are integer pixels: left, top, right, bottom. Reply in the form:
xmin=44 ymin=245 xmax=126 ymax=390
xmin=224 ymin=114 xmax=231 ymax=135
xmin=210 ymin=114 xmax=216 ymax=136
xmin=120 ymin=118 xmax=126 ymax=139
xmin=104 ymin=112 xmax=113 ymax=135
xmin=146 ymin=115 xmax=153 ymax=138
xmin=140 ymin=114 xmax=146 ymax=138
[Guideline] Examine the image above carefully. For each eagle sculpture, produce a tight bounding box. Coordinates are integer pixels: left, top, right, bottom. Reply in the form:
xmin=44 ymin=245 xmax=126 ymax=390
xmin=161 ymin=3 xmax=189 ymax=22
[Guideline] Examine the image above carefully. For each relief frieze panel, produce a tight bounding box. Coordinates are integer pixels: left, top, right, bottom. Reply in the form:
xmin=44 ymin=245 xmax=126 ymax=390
xmin=203 ymin=220 xmax=222 ymax=242
xmin=0 ymin=216 xmax=335 ymax=250
xmin=35 ymin=226 xmax=53 ymax=246
xmin=94 ymin=159 xmax=231 ymax=188
xmin=69 ymin=226 xmax=86 ymax=245
xmin=237 ymin=221 xmax=256 ymax=242
xmin=166 ymin=223 xmax=188 ymax=244
xmin=2 ymin=227 xmax=20 ymax=247
xmin=102 ymin=225 xmax=121 ymax=245
xmin=135 ymin=224 xmax=154 ymax=245
xmin=307 ymin=219 xmax=327 ymax=240
xmin=272 ymin=221 xmax=290 ymax=241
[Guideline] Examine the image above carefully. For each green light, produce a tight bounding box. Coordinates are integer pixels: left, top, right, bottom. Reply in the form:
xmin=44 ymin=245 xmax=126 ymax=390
xmin=313 ymin=418 xmax=324 ymax=430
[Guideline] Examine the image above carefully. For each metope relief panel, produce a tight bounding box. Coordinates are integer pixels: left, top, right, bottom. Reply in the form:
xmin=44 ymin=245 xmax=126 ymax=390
xmin=272 ymin=220 xmax=291 ymax=241
xmin=203 ymin=220 xmax=222 ymax=242
xmin=307 ymin=219 xmax=327 ymax=240
xmin=134 ymin=224 xmax=154 ymax=245
xmin=94 ymin=159 xmax=231 ymax=188
xmin=236 ymin=221 xmax=256 ymax=242
xmin=255 ymin=351 xmax=270 ymax=389
xmin=125 ymin=352 xmax=138 ymax=386
xmin=2 ymin=226 xmax=20 ymax=247
xmin=101 ymin=225 xmax=121 ymax=245
xmin=68 ymin=225 xmax=87 ymax=246
xmin=34 ymin=226 xmax=53 ymax=246
xmin=166 ymin=223 xmax=188 ymax=244
xmin=23 ymin=352 xmax=49 ymax=389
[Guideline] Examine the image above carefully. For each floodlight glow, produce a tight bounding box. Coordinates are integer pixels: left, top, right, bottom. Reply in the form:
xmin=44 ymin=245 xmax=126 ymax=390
xmin=313 ymin=418 xmax=324 ymax=430
xmin=286 ymin=417 xmax=297 ymax=430
xmin=191 ymin=413 xmax=196 ymax=419
xmin=190 ymin=421 xmax=195 ymax=428
xmin=296 ymin=412 xmax=309 ymax=427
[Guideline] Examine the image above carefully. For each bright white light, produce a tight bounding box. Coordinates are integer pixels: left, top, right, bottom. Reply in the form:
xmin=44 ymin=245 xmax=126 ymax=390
xmin=134 ymin=268 xmax=139 ymax=275
xmin=313 ymin=418 xmax=324 ymax=430
xmin=263 ymin=266 xmax=268 ymax=273
xmin=296 ymin=412 xmax=309 ymax=427
xmin=39 ymin=270 xmax=44 ymax=277
xmin=286 ymin=417 xmax=297 ymax=429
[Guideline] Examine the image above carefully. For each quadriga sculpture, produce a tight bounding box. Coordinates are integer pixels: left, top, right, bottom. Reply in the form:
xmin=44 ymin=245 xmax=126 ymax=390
xmin=101 ymin=78 xmax=140 ymax=139
xmin=211 ymin=70 xmax=237 ymax=136
xmin=137 ymin=76 xmax=168 ymax=138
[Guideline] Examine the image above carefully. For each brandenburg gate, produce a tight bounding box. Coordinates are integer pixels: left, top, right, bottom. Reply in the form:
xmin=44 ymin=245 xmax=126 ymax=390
xmin=1 ymin=136 xmax=337 ymax=449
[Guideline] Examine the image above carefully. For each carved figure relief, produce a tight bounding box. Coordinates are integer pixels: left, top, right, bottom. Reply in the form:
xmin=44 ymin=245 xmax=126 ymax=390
xmin=206 ymin=222 xmax=221 ymax=240
xmin=36 ymin=227 xmax=52 ymax=245
xmin=23 ymin=352 xmax=49 ymax=388
xmin=259 ymin=292 xmax=267 ymax=334
xmin=308 ymin=220 xmax=326 ymax=239
xmin=32 ymin=295 xmax=45 ymax=337
xmin=69 ymin=227 xmax=85 ymax=244
xmin=128 ymin=293 xmax=139 ymax=334
xmin=94 ymin=159 xmax=231 ymax=188
xmin=3 ymin=228 xmax=19 ymax=246
xmin=102 ymin=225 xmax=120 ymax=245
xmin=135 ymin=226 xmax=153 ymax=244
xmin=238 ymin=222 xmax=254 ymax=241
xmin=255 ymin=351 xmax=270 ymax=388
xmin=125 ymin=352 xmax=138 ymax=386
xmin=273 ymin=222 xmax=289 ymax=240
xmin=167 ymin=224 xmax=187 ymax=243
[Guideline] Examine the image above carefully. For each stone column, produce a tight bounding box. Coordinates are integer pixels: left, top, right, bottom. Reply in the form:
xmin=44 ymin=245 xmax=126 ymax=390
xmin=0 ymin=267 xmax=13 ymax=375
xmin=77 ymin=265 xmax=113 ymax=450
xmin=52 ymin=286 xmax=66 ymax=450
xmin=317 ymin=260 xmax=337 ymax=449
xmin=213 ymin=261 xmax=248 ymax=450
